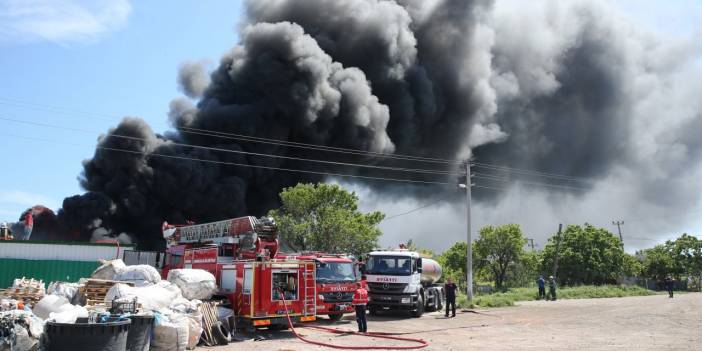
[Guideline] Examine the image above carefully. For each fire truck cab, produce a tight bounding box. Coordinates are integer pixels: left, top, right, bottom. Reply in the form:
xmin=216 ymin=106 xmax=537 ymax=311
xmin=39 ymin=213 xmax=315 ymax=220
xmin=161 ymin=216 xmax=316 ymax=330
xmin=277 ymin=252 xmax=359 ymax=321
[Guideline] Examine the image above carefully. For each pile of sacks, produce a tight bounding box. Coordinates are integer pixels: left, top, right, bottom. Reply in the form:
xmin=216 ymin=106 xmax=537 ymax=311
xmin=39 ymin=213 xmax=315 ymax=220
xmin=93 ymin=259 xmax=219 ymax=350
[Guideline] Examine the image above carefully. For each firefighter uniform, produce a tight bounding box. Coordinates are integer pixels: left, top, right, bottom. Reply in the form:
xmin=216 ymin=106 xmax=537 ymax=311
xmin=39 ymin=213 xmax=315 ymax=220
xmin=353 ymin=284 xmax=369 ymax=333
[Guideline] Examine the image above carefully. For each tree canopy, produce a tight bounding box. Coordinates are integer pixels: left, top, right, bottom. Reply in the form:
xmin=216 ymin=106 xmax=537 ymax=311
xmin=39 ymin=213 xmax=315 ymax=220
xmin=540 ymin=224 xmax=625 ymax=285
xmin=639 ymin=234 xmax=702 ymax=288
xmin=474 ymin=224 xmax=528 ymax=289
xmin=268 ymin=183 xmax=384 ymax=256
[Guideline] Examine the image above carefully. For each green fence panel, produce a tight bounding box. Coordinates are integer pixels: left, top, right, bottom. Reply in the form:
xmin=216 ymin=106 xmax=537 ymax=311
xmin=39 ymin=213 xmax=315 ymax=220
xmin=0 ymin=258 xmax=100 ymax=288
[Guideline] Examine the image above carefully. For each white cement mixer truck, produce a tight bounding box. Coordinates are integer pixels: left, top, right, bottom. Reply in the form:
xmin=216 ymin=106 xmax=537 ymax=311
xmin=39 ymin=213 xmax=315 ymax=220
xmin=362 ymin=250 xmax=443 ymax=317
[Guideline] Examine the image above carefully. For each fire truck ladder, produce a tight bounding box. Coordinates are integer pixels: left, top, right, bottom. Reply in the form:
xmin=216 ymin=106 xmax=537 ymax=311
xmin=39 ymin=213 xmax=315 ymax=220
xmin=302 ymin=261 xmax=316 ymax=316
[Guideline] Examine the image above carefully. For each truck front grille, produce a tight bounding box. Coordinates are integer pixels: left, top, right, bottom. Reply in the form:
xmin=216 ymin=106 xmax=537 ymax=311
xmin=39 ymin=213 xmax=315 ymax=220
xmin=322 ymin=292 xmax=354 ymax=302
xmin=368 ymin=282 xmax=405 ymax=293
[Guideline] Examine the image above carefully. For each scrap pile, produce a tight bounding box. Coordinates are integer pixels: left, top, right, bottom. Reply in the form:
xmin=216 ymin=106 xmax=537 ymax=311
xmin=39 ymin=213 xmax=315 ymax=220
xmin=0 ymin=278 xmax=45 ymax=305
xmin=0 ymin=259 xmax=228 ymax=351
xmin=78 ymin=278 xmax=134 ymax=306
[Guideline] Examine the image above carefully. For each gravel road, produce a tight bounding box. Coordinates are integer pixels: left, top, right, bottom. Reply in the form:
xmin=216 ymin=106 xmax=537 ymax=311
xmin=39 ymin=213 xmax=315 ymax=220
xmin=213 ymin=293 xmax=701 ymax=351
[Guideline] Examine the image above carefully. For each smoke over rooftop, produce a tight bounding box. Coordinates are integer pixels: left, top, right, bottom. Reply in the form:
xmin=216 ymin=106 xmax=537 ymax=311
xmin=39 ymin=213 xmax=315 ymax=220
xmin=37 ymin=0 xmax=702 ymax=250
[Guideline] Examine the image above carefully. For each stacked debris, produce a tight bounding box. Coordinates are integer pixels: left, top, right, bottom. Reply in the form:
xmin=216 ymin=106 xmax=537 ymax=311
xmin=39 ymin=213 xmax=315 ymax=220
xmin=0 ymin=279 xmax=45 ymax=306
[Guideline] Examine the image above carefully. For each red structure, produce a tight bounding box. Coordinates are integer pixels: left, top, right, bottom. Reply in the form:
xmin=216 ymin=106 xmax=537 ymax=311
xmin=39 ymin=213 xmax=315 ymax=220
xmin=161 ymin=216 xmax=316 ymax=330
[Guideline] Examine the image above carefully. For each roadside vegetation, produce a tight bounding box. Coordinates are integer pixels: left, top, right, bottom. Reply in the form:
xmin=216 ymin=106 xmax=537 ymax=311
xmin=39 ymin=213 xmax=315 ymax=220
xmin=458 ymin=285 xmax=656 ymax=308
xmin=267 ymin=183 xmax=701 ymax=309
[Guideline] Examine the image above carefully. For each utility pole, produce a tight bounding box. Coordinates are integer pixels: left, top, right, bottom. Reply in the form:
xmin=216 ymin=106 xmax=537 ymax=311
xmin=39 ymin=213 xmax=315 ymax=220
xmin=527 ymin=238 xmax=535 ymax=252
xmin=459 ymin=161 xmax=474 ymax=301
xmin=552 ymin=224 xmax=563 ymax=278
xmin=612 ymin=220 xmax=624 ymax=249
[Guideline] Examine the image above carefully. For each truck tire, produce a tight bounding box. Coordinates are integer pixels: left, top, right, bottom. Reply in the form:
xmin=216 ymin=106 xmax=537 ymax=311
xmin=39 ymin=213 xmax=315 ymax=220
xmin=212 ymin=321 xmax=231 ymax=346
xmin=426 ymin=295 xmax=438 ymax=312
xmin=436 ymin=295 xmax=443 ymax=311
xmin=411 ymin=295 xmax=424 ymax=318
xmin=369 ymin=306 xmax=378 ymax=316
xmin=328 ymin=313 xmax=343 ymax=322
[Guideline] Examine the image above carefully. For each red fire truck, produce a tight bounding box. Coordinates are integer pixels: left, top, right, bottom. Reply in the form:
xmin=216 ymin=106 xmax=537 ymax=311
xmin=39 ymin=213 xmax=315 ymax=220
xmin=161 ymin=216 xmax=316 ymax=330
xmin=277 ymin=252 xmax=359 ymax=321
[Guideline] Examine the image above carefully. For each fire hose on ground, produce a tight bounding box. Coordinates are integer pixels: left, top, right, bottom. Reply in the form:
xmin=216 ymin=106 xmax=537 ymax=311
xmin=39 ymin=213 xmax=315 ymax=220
xmin=277 ymin=288 xmax=429 ymax=350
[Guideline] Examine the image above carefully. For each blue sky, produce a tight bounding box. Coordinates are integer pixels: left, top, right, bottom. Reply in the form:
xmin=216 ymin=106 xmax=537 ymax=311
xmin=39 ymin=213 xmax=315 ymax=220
xmin=0 ymin=0 xmax=700 ymax=243
xmin=0 ymin=0 xmax=243 ymax=219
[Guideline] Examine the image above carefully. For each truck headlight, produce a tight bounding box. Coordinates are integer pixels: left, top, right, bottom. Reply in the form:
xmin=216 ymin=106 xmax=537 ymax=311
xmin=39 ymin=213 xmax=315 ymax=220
xmin=401 ymin=297 xmax=411 ymax=304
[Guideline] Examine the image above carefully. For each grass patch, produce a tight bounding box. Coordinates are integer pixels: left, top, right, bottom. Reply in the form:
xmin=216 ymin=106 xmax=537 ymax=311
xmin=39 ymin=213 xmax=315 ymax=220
xmin=459 ymin=285 xmax=655 ymax=309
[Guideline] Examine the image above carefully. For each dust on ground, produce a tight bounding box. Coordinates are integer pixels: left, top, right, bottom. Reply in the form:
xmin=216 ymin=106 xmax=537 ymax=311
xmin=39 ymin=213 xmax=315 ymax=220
xmin=212 ymin=293 xmax=701 ymax=351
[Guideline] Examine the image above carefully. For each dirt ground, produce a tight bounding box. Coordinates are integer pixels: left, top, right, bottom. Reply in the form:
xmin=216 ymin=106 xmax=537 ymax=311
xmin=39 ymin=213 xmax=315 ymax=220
xmin=211 ymin=293 xmax=701 ymax=350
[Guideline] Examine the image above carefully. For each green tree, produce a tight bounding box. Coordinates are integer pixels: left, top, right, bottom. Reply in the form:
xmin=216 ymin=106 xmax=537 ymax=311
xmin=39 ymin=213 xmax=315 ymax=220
xmin=540 ymin=224 xmax=625 ymax=285
xmin=511 ymin=250 xmax=543 ymax=287
xmin=640 ymin=234 xmax=702 ymax=290
xmin=268 ymin=183 xmax=384 ymax=256
xmin=438 ymin=241 xmax=469 ymax=285
xmin=474 ymin=224 xmax=528 ymax=289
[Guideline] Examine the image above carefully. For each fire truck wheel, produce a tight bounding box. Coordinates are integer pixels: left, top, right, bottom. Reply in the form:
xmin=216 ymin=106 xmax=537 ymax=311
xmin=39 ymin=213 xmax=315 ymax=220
xmin=369 ymin=306 xmax=378 ymax=316
xmin=211 ymin=321 xmax=231 ymax=346
xmin=328 ymin=313 xmax=343 ymax=322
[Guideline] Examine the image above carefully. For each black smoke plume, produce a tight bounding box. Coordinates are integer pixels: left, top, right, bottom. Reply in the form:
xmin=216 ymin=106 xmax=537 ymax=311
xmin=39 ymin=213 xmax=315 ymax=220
xmin=44 ymin=0 xmax=702 ymax=249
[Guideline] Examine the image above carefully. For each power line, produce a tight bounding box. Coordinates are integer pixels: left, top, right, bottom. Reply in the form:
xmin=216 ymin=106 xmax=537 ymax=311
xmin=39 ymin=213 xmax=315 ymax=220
xmin=473 ymin=173 xmax=588 ymax=191
xmin=0 ymin=116 xmax=465 ymax=177
xmin=0 ymin=132 xmax=458 ymax=186
xmin=383 ymin=198 xmax=448 ymax=220
xmin=473 ymin=162 xmax=592 ymax=183
xmin=0 ymin=95 xmax=595 ymax=184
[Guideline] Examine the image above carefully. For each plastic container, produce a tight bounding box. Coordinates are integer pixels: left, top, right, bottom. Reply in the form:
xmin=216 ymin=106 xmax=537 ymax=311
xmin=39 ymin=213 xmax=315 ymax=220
xmin=126 ymin=315 xmax=154 ymax=351
xmin=45 ymin=318 xmax=131 ymax=351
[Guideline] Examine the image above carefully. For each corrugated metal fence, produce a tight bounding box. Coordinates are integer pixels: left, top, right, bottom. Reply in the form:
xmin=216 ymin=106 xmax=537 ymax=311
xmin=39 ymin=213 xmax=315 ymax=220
xmin=0 ymin=258 xmax=99 ymax=288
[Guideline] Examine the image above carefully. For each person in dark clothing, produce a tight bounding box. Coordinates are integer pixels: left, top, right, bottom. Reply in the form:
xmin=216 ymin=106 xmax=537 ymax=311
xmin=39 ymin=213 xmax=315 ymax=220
xmin=548 ymin=276 xmax=557 ymax=301
xmin=537 ymin=276 xmax=546 ymax=300
xmin=352 ymin=282 xmax=369 ymax=332
xmin=665 ymin=276 xmax=674 ymax=298
xmin=444 ymin=277 xmax=458 ymax=317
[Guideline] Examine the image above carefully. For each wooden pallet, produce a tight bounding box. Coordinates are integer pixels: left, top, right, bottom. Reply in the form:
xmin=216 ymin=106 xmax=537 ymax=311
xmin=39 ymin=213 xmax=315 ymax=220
xmin=78 ymin=279 xmax=133 ymax=306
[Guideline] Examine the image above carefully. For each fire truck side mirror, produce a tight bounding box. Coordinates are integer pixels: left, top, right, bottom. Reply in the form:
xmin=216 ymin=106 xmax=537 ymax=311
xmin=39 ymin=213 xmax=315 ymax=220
xmin=358 ymin=263 xmax=366 ymax=273
xmin=416 ymin=258 xmax=423 ymax=273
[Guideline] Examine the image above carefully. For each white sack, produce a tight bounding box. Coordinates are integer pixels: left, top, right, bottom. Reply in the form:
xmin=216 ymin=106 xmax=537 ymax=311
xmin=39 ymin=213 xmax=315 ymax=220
xmin=186 ymin=312 xmax=203 ymax=350
xmin=114 ymin=265 xmax=161 ymax=287
xmin=32 ymin=295 xmax=69 ymax=320
xmin=91 ymin=259 xmax=126 ymax=280
xmin=167 ymin=269 xmax=217 ymax=300
xmin=105 ymin=282 xmax=182 ymax=311
xmin=47 ymin=282 xmax=80 ymax=301
xmin=151 ymin=312 xmax=189 ymax=351
xmin=47 ymin=304 xmax=88 ymax=324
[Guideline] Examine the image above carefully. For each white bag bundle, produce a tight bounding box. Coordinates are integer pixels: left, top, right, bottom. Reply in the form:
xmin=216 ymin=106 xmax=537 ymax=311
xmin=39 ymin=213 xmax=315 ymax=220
xmin=151 ymin=312 xmax=189 ymax=351
xmin=33 ymin=295 xmax=69 ymax=320
xmin=114 ymin=265 xmax=161 ymax=287
xmin=47 ymin=304 xmax=88 ymax=324
xmin=47 ymin=282 xmax=81 ymax=301
xmin=105 ymin=281 xmax=182 ymax=311
xmin=186 ymin=311 xmax=203 ymax=350
xmin=167 ymin=269 xmax=217 ymax=300
xmin=91 ymin=259 xmax=127 ymax=280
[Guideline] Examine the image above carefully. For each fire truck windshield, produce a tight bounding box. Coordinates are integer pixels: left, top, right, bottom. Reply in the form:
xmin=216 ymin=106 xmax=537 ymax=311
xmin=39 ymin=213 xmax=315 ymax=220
xmin=364 ymin=256 xmax=412 ymax=276
xmin=316 ymin=262 xmax=356 ymax=283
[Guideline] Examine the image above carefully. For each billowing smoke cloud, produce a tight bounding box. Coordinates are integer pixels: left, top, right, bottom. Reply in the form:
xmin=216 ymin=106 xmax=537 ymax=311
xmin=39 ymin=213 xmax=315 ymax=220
xmin=45 ymin=0 xmax=702 ymax=251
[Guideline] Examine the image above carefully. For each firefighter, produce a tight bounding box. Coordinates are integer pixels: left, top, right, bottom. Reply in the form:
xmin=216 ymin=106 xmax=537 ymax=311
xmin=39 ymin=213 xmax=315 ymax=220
xmin=537 ymin=275 xmax=546 ymax=300
xmin=548 ymin=276 xmax=557 ymax=301
xmin=352 ymin=281 xmax=369 ymax=333
xmin=665 ymin=276 xmax=675 ymax=298
xmin=444 ymin=277 xmax=457 ymax=318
